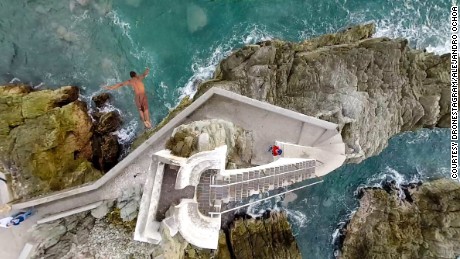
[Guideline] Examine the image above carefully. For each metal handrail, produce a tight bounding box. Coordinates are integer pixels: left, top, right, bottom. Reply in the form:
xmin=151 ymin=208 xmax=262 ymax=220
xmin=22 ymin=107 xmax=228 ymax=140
xmin=208 ymin=180 xmax=324 ymax=215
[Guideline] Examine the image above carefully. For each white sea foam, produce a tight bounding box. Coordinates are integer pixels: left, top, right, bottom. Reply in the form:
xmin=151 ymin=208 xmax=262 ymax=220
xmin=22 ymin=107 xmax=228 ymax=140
xmin=9 ymin=77 xmax=21 ymax=84
xmin=159 ymin=81 xmax=168 ymax=89
xmin=106 ymin=11 xmax=155 ymax=66
xmin=374 ymin=21 xmax=449 ymax=55
xmin=180 ymin=24 xmax=273 ymax=98
xmin=33 ymin=82 xmax=45 ymax=89
xmin=245 ymin=194 xmax=281 ymax=217
xmin=180 ymin=45 xmax=229 ymax=98
xmin=285 ymin=209 xmax=309 ymax=232
xmin=356 ymin=166 xmax=422 ymax=200
xmin=331 ymin=210 xmax=356 ymax=245
xmin=114 ymin=119 xmax=138 ymax=145
xmin=371 ymin=1 xmax=449 ymax=55
xmin=363 ymin=166 xmax=419 ymax=188
xmin=243 ymin=192 xmax=309 ymax=234
xmin=242 ymin=25 xmax=273 ymax=45
xmin=80 ymin=90 xmax=137 ymax=144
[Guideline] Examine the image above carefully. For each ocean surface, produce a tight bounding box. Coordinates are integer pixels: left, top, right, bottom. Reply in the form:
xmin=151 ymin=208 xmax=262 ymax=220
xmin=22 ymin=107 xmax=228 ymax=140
xmin=0 ymin=0 xmax=451 ymax=258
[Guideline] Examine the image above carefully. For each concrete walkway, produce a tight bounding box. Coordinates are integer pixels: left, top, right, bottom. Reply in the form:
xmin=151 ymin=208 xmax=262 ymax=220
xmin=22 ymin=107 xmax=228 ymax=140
xmin=0 ymin=88 xmax=345 ymax=258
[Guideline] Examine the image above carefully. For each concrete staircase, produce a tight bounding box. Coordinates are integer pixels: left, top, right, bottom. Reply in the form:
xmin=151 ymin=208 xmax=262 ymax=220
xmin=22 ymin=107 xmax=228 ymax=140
xmin=210 ymin=159 xmax=316 ymax=203
xmin=277 ymin=128 xmax=346 ymax=177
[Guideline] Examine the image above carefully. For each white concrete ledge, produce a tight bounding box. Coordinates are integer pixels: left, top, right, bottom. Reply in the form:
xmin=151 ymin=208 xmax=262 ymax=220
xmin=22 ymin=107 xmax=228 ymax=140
xmin=18 ymin=243 xmax=35 ymax=259
xmin=11 ymin=87 xmax=339 ymax=210
xmin=174 ymin=199 xmax=220 ymax=250
xmin=175 ymin=146 xmax=227 ymax=189
xmin=37 ymin=201 xmax=103 ymax=224
xmin=135 ymin=157 xmax=164 ymax=244
xmin=134 ymin=158 xmax=159 ymax=243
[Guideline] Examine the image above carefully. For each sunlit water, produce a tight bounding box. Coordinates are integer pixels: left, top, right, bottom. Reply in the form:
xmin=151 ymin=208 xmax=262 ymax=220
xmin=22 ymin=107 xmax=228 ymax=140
xmin=0 ymin=0 xmax=451 ymax=258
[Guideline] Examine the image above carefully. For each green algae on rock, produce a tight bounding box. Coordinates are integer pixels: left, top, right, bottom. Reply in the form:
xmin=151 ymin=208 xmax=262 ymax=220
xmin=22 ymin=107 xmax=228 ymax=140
xmin=220 ymin=212 xmax=301 ymax=259
xmin=0 ymin=84 xmax=102 ymax=200
xmin=339 ymin=179 xmax=460 ymax=259
xmin=182 ymin=211 xmax=301 ymax=259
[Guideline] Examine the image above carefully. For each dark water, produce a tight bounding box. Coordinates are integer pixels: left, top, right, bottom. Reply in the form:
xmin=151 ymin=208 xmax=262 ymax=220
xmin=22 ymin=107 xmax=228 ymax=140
xmin=0 ymin=0 xmax=452 ymax=258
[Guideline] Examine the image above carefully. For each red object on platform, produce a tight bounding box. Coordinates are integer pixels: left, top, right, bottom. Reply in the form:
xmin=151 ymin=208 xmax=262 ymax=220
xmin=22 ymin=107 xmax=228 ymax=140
xmin=272 ymin=145 xmax=280 ymax=156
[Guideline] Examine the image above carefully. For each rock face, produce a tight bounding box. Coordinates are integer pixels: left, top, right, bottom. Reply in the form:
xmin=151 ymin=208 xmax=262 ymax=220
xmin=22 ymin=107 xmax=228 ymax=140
xmin=117 ymin=185 xmax=142 ymax=222
xmin=31 ymin=212 xmax=158 ymax=259
xmin=91 ymin=92 xmax=111 ymax=108
xmin=194 ymin=24 xmax=449 ymax=163
xmin=217 ymin=212 xmax=301 ymax=259
xmin=91 ymin=93 xmax=122 ymax=172
xmin=166 ymin=119 xmax=253 ymax=168
xmin=0 ymin=85 xmax=102 ymax=199
xmin=95 ymin=111 xmax=122 ymax=134
xmin=339 ymin=179 xmax=460 ymax=259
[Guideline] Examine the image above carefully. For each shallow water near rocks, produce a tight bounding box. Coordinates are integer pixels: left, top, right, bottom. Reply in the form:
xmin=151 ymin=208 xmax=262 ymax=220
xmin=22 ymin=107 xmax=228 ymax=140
xmin=0 ymin=0 xmax=452 ymax=258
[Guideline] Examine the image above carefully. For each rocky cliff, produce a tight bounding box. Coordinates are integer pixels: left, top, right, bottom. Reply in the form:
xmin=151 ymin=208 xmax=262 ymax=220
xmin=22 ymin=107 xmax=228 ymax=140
xmin=166 ymin=119 xmax=253 ymax=168
xmin=187 ymin=23 xmax=449 ymax=163
xmin=31 ymin=208 xmax=299 ymax=259
xmin=0 ymin=85 xmax=121 ymax=200
xmin=217 ymin=212 xmax=301 ymax=259
xmin=338 ymin=179 xmax=460 ymax=259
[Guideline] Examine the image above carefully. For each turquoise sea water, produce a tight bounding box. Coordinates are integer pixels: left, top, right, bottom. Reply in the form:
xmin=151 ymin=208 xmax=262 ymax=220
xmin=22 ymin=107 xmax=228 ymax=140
xmin=0 ymin=0 xmax=452 ymax=258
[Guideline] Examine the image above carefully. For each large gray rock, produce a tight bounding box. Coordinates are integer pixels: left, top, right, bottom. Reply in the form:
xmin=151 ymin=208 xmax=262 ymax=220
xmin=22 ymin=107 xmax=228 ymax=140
xmin=195 ymin=24 xmax=449 ymax=163
xmin=30 ymin=212 xmax=158 ymax=259
xmin=117 ymin=185 xmax=142 ymax=221
xmin=216 ymin=211 xmax=301 ymax=259
xmin=165 ymin=119 xmax=254 ymax=168
xmin=90 ymin=199 xmax=114 ymax=219
xmin=31 ymin=213 xmax=92 ymax=258
xmin=339 ymin=179 xmax=460 ymax=259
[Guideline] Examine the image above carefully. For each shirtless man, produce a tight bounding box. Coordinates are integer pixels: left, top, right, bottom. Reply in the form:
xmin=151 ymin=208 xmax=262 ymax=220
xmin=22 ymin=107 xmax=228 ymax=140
xmin=104 ymin=68 xmax=152 ymax=128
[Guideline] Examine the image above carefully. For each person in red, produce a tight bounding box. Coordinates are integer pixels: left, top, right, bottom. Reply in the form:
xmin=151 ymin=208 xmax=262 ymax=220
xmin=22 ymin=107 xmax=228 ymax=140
xmin=268 ymin=145 xmax=283 ymax=156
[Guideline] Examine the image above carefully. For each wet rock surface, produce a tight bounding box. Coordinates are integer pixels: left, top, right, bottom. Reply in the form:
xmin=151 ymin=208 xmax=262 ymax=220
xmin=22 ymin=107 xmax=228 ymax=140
xmin=91 ymin=92 xmax=111 ymax=108
xmin=337 ymin=179 xmax=460 ymax=259
xmin=95 ymin=111 xmax=122 ymax=134
xmin=90 ymin=93 xmax=122 ymax=172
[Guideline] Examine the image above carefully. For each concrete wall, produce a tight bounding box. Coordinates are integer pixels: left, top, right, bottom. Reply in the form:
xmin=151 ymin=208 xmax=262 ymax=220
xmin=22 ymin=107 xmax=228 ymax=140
xmin=186 ymin=95 xmax=328 ymax=165
xmin=11 ymin=88 xmax=339 ymax=210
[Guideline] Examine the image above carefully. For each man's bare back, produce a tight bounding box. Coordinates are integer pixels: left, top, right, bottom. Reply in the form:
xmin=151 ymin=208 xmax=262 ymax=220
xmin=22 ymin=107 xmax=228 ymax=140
xmin=103 ymin=68 xmax=152 ymax=128
xmin=128 ymin=77 xmax=146 ymax=95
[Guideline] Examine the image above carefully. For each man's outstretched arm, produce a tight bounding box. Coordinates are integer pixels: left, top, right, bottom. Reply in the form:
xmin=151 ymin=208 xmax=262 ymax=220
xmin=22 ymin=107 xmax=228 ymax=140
xmin=103 ymin=80 xmax=130 ymax=90
xmin=139 ymin=67 xmax=150 ymax=80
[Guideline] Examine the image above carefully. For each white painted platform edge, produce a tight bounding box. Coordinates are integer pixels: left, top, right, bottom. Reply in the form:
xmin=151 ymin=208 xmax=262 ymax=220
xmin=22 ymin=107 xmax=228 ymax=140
xmin=12 ymin=87 xmax=338 ymax=210
xmin=36 ymin=201 xmax=103 ymax=224
xmin=134 ymin=159 xmax=158 ymax=242
xmin=18 ymin=243 xmax=36 ymax=259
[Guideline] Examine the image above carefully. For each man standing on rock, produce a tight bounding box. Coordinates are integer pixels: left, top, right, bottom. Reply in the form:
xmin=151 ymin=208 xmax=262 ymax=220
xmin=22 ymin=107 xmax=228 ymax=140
xmin=103 ymin=68 xmax=152 ymax=128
